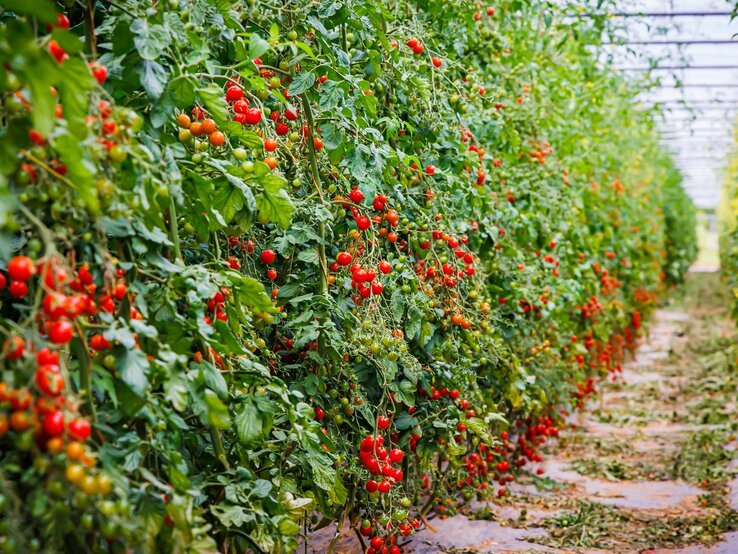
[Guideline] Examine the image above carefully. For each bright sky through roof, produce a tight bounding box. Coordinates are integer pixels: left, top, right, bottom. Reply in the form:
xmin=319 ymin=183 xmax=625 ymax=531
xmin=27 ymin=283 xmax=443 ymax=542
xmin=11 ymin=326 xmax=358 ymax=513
xmin=604 ymin=0 xmax=738 ymax=209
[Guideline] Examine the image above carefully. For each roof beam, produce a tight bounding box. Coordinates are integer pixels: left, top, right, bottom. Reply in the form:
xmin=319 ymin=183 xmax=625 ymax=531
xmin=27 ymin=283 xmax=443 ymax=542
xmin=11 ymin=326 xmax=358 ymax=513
xmin=619 ymin=65 xmax=738 ymax=71
xmin=608 ymin=40 xmax=738 ymax=45
xmin=614 ymin=11 xmax=734 ymax=17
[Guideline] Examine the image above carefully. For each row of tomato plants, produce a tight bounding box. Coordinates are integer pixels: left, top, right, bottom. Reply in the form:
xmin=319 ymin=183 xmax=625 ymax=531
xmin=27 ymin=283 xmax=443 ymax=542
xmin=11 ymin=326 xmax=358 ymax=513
xmin=0 ymin=0 xmax=696 ymax=553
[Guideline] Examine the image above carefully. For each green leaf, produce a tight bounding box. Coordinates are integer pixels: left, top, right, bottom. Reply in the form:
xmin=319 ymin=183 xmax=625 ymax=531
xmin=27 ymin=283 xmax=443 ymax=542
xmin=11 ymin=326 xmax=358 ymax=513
xmin=256 ymin=173 xmax=294 ymax=229
xmin=252 ymin=479 xmax=272 ymax=498
xmin=287 ymin=71 xmax=315 ymax=96
xmin=210 ymin=177 xmax=250 ymax=225
xmin=297 ymin=249 xmax=319 ymax=265
xmin=198 ymin=84 xmax=231 ymax=125
xmin=275 ymin=516 xmax=301 ymax=535
xmin=249 ymin=33 xmax=271 ymax=59
xmin=230 ymin=274 xmax=274 ymax=313
xmin=115 ymin=347 xmax=151 ymax=398
xmin=131 ymin=19 xmax=172 ymax=61
xmin=321 ymin=123 xmax=343 ymax=150
xmin=138 ymin=61 xmax=169 ymax=100
xmin=221 ymin=122 xmax=263 ymax=149
xmin=1 ymin=0 xmax=56 ymax=21
xmin=54 ymin=131 xmax=99 ymax=215
xmin=235 ymin=398 xmax=263 ymax=447
xmin=55 ymin=58 xmax=95 ymax=138
xmin=26 ymin=59 xmax=57 ymax=136
xmin=211 ymin=504 xmax=249 ymax=528
xmin=201 ymin=361 xmax=228 ymax=400
xmin=203 ymin=389 xmax=231 ymax=429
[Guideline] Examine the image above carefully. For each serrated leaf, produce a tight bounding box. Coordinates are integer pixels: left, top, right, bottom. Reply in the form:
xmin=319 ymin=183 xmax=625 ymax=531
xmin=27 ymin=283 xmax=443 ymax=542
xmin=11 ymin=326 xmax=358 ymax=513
xmin=131 ymin=19 xmax=171 ymax=61
xmin=235 ymin=398 xmax=263 ymax=447
xmin=138 ymin=60 xmax=169 ymax=100
xmin=321 ymin=123 xmax=343 ymax=150
xmin=256 ymin=174 xmax=294 ymax=229
xmin=249 ymin=33 xmax=271 ymax=59
xmin=2 ymin=0 xmax=56 ymax=21
xmin=198 ymin=85 xmax=231 ymax=125
xmin=297 ymin=249 xmax=320 ymax=265
xmin=115 ymin=347 xmax=151 ymax=398
xmin=287 ymin=71 xmax=315 ymax=96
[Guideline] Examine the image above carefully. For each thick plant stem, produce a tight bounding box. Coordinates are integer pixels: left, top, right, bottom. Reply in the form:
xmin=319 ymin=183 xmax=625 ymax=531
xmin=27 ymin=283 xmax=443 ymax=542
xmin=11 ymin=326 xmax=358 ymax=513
xmin=301 ymin=94 xmax=329 ymax=296
xmin=209 ymin=426 xmax=230 ymax=470
xmin=85 ymin=0 xmax=97 ymax=56
xmin=168 ymin=192 xmax=183 ymax=262
xmin=71 ymin=332 xmax=98 ymax=424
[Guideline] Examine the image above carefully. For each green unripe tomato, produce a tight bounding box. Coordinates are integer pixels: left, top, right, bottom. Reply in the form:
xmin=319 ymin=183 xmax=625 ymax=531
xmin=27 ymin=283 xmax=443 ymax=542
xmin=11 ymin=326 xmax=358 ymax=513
xmin=178 ymin=129 xmax=192 ymax=142
xmin=128 ymin=112 xmax=144 ymax=132
xmin=279 ymin=60 xmax=290 ymax=71
xmin=233 ymin=147 xmax=248 ymax=161
xmin=27 ymin=238 xmax=42 ymax=253
xmin=241 ymin=161 xmax=254 ymax=173
xmin=346 ymin=32 xmax=354 ymax=42
xmin=192 ymin=153 xmax=203 ymax=163
xmin=81 ymin=514 xmax=94 ymax=530
xmin=287 ymin=30 xmax=298 ymax=41
xmin=109 ymin=145 xmax=127 ymax=163
xmin=14 ymin=431 xmax=33 ymax=451
xmin=392 ymin=509 xmax=408 ymax=521
xmin=100 ymin=500 xmax=116 ymax=517
xmin=16 ymin=170 xmax=30 ymax=185
xmin=4 ymin=72 xmax=20 ymax=91
xmin=292 ymin=179 xmax=301 ymax=187
xmin=1 ymin=537 xmax=17 ymax=553
xmin=269 ymin=76 xmax=282 ymax=89
xmin=30 ymin=145 xmax=46 ymax=159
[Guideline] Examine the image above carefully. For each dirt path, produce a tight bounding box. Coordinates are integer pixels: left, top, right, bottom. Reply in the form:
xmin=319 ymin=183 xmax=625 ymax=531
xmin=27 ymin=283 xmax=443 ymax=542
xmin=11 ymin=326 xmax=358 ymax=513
xmin=310 ymin=273 xmax=738 ymax=553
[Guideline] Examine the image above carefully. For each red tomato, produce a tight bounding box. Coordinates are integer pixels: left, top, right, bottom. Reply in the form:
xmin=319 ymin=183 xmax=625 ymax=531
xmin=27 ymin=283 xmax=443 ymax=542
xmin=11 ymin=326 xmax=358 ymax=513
xmin=43 ymin=410 xmax=65 ymax=437
xmin=68 ymin=418 xmax=91 ymax=442
xmin=225 ymin=86 xmax=243 ymax=102
xmin=244 ymin=108 xmax=262 ymax=125
xmin=7 ymin=256 xmax=35 ymax=281
xmin=36 ymin=365 xmax=64 ymax=396
xmin=48 ymin=320 xmax=74 ymax=344
xmin=9 ymin=280 xmax=28 ymax=299
xmin=260 ymin=250 xmax=276 ymax=264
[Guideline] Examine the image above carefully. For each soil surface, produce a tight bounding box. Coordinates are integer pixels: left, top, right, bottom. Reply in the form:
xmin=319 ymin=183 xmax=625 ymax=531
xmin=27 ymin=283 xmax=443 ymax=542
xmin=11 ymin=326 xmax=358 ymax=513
xmin=309 ymin=272 xmax=738 ymax=554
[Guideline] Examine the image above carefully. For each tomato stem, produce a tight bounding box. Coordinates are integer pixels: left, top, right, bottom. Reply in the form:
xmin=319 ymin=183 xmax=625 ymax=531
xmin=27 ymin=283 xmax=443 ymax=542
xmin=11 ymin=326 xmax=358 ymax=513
xmin=209 ymin=426 xmax=230 ymax=470
xmin=301 ymin=94 xmax=329 ymax=295
xmin=168 ymin=193 xmax=183 ymax=262
xmin=71 ymin=333 xmax=98 ymax=424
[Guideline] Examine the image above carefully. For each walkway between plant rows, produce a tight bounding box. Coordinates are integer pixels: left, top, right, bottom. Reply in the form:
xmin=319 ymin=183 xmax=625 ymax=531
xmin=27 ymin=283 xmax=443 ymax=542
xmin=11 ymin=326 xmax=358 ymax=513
xmin=311 ymin=271 xmax=738 ymax=553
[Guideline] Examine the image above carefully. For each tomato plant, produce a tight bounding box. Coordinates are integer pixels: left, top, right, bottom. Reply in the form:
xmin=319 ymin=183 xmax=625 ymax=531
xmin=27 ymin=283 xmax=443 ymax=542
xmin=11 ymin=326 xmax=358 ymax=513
xmin=0 ymin=0 xmax=696 ymax=553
